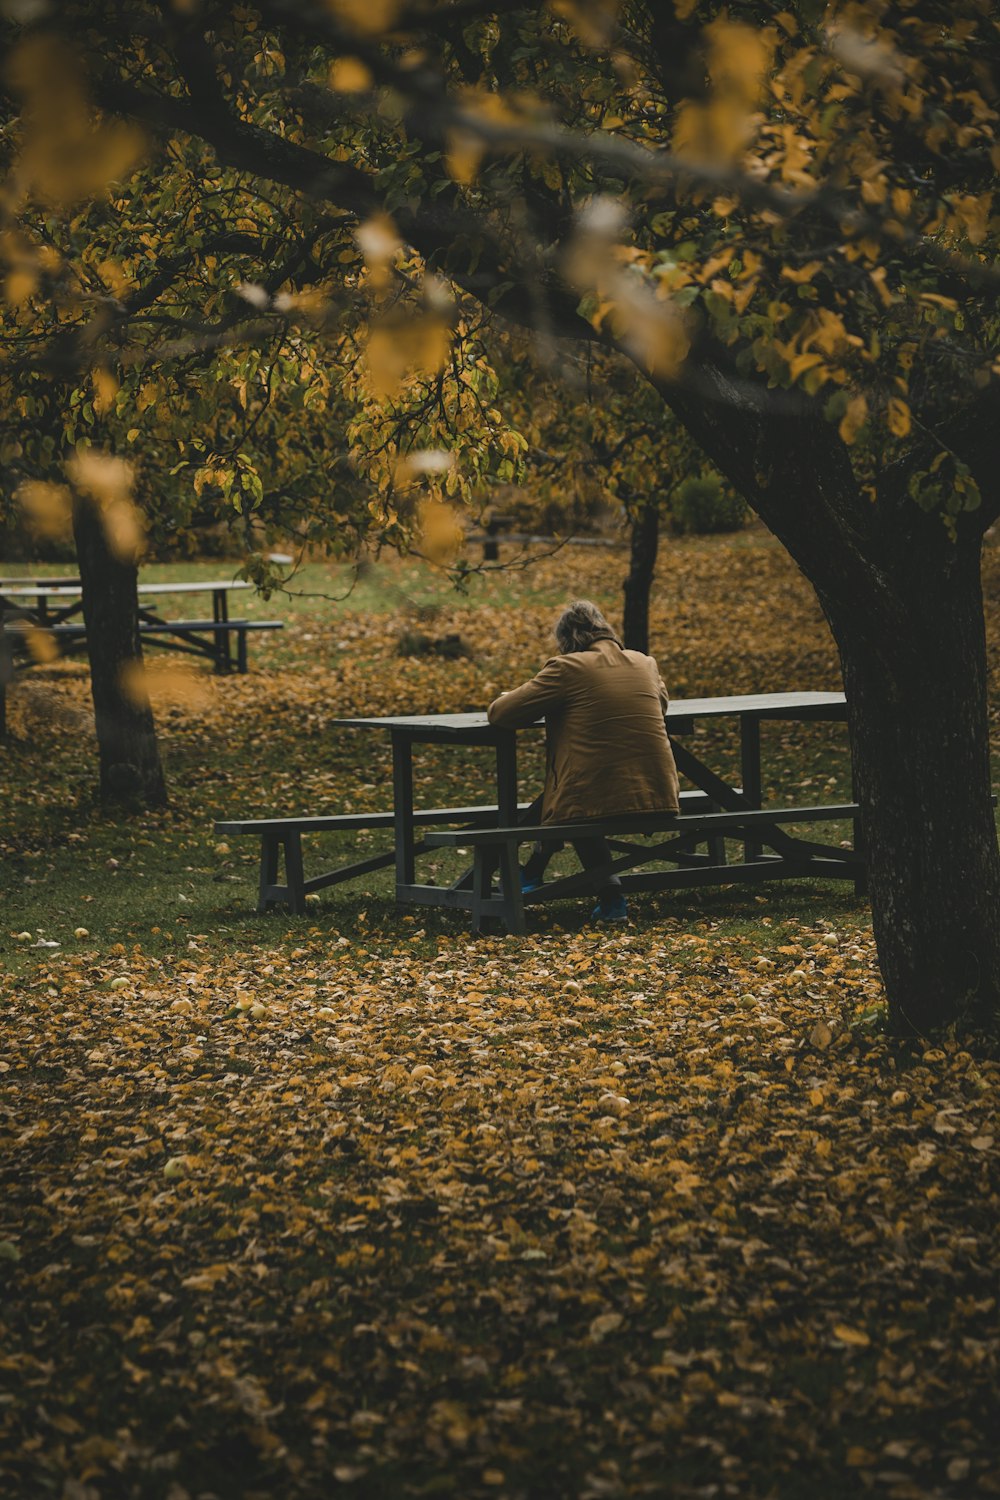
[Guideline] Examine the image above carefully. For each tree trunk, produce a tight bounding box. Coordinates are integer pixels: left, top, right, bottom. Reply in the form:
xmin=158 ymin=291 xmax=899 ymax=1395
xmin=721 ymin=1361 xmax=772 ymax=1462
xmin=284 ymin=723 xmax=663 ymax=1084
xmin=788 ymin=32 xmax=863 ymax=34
xmin=72 ymin=494 xmax=167 ymax=807
xmin=823 ymin=524 xmax=1000 ymax=1034
xmin=622 ymin=502 xmax=660 ymax=654
xmin=646 ymin=371 xmax=1000 ymax=1033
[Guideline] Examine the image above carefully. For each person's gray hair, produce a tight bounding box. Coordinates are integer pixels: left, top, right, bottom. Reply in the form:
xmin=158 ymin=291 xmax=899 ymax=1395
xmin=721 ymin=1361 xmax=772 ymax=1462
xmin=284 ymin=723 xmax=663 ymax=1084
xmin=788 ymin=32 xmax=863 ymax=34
xmin=554 ymin=600 xmax=621 ymax=654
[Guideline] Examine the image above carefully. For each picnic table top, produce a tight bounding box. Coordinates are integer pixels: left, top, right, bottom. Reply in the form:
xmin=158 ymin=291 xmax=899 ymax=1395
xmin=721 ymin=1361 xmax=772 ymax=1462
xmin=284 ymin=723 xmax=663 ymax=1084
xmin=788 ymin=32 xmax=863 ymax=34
xmin=0 ymin=575 xmax=79 ymax=588
xmin=0 ymin=579 xmax=251 ymax=599
xmin=332 ymin=691 xmax=847 ymax=735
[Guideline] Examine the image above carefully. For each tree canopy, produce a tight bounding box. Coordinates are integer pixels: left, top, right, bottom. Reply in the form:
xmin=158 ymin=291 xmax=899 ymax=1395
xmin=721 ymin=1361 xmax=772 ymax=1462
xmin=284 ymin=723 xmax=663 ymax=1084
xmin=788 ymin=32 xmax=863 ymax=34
xmin=5 ymin=1 xmax=998 ymax=548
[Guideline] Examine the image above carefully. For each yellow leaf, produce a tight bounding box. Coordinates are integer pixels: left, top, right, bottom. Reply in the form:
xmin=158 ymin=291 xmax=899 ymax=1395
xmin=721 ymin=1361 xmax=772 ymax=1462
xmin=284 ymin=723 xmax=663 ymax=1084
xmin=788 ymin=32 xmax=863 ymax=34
xmin=808 ymin=1020 xmax=833 ymax=1049
xmin=66 ymin=448 xmax=133 ymax=504
xmin=328 ymin=57 xmax=372 ymax=92
xmin=445 ymin=129 xmax=485 ymax=186
xmin=833 ymin=1324 xmax=871 ymax=1347
xmin=787 ymin=351 xmax=826 ymax=381
xmin=838 ymin=394 xmax=868 ymax=445
xmin=416 ymin=498 xmax=463 ymax=564
xmin=326 ymin=0 xmax=401 ymax=35
xmin=16 ymin=480 xmax=73 ymax=543
xmin=119 ymin=661 xmax=213 ymax=711
xmin=355 ymin=213 xmax=400 ymax=291
xmin=5 ymin=268 xmax=37 ymax=306
xmin=780 ymin=261 xmax=823 ymax=285
xmin=92 ymin=367 xmax=119 ymax=416
xmin=589 ymin=1312 xmax=624 ymax=1341
xmin=24 ymin=628 xmax=59 ymax=665
xmin=887 ymin=397 xmax=911 ymax=438
xmin=181 ymin=1263 xmax=230 ymax=1291
xmin=548 ymin=0 xmax=621 ymax=48
xmin=869 ymin=266 xmax=895 ymax=308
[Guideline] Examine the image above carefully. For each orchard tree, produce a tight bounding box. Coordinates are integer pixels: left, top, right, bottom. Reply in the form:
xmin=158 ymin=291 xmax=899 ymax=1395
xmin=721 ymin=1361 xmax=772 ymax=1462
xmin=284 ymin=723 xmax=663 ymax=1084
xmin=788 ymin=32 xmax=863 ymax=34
xmin=0 ymin=81 xmax=524 ymax=799
xmin=3 ymin=0 xmax=1000 ymax=1033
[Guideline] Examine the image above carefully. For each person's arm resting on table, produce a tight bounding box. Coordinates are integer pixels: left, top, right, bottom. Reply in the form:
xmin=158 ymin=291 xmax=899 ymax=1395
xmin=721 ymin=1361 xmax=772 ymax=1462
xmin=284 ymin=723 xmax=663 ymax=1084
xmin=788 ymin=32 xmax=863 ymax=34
xmin=487 ymin=657 xmax=566 ymax=728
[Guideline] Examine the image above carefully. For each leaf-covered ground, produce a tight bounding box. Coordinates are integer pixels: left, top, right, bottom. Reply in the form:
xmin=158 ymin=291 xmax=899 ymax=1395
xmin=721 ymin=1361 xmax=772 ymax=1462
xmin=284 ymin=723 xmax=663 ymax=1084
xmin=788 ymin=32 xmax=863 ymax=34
xmin=2 ymin=531 xmax=999 ymax=1498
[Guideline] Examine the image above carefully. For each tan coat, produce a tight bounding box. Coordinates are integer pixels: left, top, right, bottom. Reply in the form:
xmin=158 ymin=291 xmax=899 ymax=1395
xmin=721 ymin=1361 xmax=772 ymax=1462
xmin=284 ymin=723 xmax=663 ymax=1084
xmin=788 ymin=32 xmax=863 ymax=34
xmin=487 ymin=638 xmax=680 ymax=824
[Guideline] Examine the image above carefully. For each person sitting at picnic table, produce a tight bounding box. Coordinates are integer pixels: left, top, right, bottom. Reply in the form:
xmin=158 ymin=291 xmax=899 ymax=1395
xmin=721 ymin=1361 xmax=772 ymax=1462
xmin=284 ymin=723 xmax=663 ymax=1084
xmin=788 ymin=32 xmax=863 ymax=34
xmin=487 ymin=599 xmax=680 ymax=922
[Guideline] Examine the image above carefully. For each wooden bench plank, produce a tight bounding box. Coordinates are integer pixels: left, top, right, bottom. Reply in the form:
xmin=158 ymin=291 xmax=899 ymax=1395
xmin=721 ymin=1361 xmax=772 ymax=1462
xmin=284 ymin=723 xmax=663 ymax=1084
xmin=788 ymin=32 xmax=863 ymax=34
xmin=423 ymin=803 xmax=860 ymax=847
xmin=215 ymin=790 xmax=720 ymax=839
xmin=139 ymin=620 xmax=283 ymax=633
xmin=2 ymin=619 xmax=283 ymax=636
xmin=215 ymin=802 xmax=535 ymax=836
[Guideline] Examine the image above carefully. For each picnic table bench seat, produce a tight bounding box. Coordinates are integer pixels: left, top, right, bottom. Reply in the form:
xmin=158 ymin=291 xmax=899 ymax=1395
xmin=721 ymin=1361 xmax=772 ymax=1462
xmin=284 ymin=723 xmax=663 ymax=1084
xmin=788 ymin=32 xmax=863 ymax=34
xmin=423 ymin=802 xmax=863 ymax=933
xmin=2 ymin=616 xmax=282 ymax=673
xmin=215 ymin=803 xmax=539 ymax=914
xmin=216 ymin=789 xmax=766 ymax=917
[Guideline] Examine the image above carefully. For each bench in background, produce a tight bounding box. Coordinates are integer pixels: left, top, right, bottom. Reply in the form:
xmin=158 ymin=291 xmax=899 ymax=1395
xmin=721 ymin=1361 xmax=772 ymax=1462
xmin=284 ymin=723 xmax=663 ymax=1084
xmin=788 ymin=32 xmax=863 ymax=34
xmin=2 ymin=617 xmax=282 ymax=674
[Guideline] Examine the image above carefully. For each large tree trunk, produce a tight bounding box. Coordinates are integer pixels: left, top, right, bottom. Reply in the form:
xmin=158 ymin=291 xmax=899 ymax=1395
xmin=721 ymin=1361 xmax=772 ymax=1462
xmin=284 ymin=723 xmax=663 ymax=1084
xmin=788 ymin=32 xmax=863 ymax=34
xmin=72 ymin=494 xmax=167 ymax=807
xmin=622 ymin=502 xmax=660 ymax=654
xmin=649 ymin=371 xmax=1000 ymax=1033
xmin=825 ymin=523 xmax=1000 ymax=1034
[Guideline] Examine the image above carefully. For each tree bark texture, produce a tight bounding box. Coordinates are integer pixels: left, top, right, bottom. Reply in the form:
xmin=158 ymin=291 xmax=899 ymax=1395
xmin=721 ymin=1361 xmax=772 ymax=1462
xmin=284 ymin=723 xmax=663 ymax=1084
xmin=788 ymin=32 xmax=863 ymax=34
xmin=622 ymin=502 xmax=660 ymax=655
xmin=826 ymin=523 xmax=1000 ymax=1034
xmin=651 ymin=372 xmax=1000 ymax=1032
xmin=72 ymin=495 xmax=167 ymax=808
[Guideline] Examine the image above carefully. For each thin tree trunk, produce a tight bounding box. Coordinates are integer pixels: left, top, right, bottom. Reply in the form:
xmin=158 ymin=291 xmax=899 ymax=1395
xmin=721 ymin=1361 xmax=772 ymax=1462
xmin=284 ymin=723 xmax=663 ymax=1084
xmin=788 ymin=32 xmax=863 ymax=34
xmin=72 ymin=494 xmax=167 ymax=807
xmin=622 ymin=502 xmax=660 ymax=654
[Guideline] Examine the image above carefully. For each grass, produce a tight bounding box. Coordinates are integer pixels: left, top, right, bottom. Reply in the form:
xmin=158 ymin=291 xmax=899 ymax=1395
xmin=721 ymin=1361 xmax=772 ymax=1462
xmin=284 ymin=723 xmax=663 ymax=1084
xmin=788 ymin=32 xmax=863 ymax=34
xmin=2 ymin=528 xmax=867 ymax=970
xmin=2 ymin=529 xmax=999 ymax=1500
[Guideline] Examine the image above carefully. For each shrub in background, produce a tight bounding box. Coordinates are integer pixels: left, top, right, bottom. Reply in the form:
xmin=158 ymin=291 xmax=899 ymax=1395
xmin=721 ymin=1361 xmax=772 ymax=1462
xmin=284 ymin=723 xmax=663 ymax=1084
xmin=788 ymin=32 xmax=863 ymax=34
xmin=671 ymin=473 xmax=748 ymax=535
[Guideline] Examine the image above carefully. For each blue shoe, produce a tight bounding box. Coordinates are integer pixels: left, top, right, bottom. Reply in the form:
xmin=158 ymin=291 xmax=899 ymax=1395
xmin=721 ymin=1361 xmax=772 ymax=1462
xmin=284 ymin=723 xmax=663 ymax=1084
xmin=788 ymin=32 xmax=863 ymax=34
xmin=521 ymin=868 xmax=543 ymax=894
xmin=591 ymin=889 xmax=628 ymax=923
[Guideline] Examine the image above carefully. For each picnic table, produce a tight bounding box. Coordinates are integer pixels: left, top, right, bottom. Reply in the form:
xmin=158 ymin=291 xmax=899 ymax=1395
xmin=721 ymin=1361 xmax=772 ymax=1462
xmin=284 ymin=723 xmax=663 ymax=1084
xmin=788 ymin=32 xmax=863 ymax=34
xmin=0 ymin=576 xmax=283 ymax=736
xmin=218 ymin=691 xmax=864 ymax=929
xmin=0 ymin=577 xmax=281 ymax=672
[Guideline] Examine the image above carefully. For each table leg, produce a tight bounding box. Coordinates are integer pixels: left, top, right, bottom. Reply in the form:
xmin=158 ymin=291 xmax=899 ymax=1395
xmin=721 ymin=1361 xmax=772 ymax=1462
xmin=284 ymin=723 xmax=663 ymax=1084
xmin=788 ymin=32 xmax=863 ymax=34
xmin=495 ymin=731 xmax=519 ymax=823
xmin=282 ymin=832 xmax=306 ymax=914
xmin=214 ymin=587 xmax=232 ymax=672
xmin=257 ymin=833 xmax=280 ymax=912
xmin=0 ymin=645 xmax=8 ymax=739
xmin=740 ymin=713 xmax=763 ymax=862
xmin=498 ymin=841 xmax=527 ymax=934
xmin=477 ymin=730 xmax=520 ymax=896
xmin=392 ymin=732 xmax=416 ymax=889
